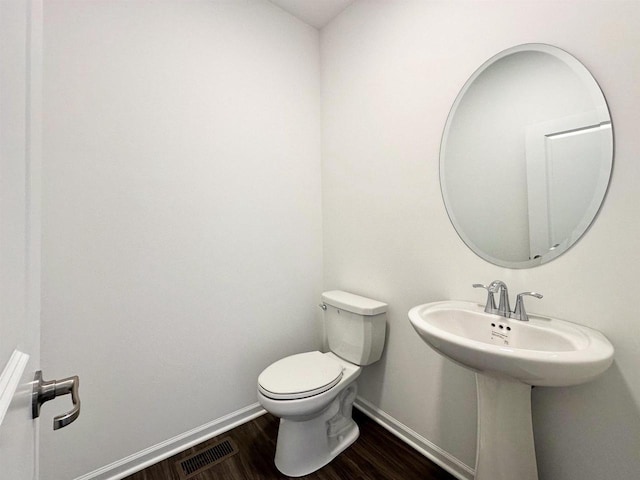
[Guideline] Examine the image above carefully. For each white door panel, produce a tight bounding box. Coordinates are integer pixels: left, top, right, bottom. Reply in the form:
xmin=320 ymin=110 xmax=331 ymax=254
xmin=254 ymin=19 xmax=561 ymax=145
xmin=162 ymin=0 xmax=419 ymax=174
xmin=0 ymin=0 xmax=42 ymax=477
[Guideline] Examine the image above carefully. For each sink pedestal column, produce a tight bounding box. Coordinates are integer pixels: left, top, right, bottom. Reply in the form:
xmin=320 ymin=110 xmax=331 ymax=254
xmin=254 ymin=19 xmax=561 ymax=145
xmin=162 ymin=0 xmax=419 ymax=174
xmin=475 ymin=374 xmax=538 ymax=480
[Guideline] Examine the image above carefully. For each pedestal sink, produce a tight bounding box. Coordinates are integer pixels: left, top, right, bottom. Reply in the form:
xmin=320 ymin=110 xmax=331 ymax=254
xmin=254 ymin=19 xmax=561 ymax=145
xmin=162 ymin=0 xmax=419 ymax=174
xmin=408 ymin=301 xmax=614 ymax=480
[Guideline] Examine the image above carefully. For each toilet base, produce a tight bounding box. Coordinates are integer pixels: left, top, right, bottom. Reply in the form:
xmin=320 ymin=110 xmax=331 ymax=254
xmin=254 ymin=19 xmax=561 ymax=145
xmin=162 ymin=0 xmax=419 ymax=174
xmin=274 ymin=384 xmax=359 ymax=477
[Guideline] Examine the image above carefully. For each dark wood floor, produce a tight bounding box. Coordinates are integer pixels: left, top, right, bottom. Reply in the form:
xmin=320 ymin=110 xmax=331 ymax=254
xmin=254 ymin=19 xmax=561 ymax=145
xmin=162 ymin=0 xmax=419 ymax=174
xmin=125 ymin=409 xmax=456 ymax=480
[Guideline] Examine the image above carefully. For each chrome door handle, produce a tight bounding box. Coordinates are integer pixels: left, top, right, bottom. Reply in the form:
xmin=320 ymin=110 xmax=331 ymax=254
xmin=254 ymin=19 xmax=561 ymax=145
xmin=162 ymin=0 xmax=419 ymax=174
xmin=32 ymin=370 xmax=81 ymax=430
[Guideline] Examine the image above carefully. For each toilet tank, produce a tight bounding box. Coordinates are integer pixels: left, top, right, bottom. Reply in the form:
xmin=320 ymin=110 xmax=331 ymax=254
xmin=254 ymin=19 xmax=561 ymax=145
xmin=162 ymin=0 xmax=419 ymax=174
xmin=321 ymin=290 xmax=387 ymax=366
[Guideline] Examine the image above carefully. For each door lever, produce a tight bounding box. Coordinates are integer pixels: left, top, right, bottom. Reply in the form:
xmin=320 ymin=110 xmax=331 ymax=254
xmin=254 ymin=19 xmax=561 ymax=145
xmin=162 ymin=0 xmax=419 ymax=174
xmin=32 ymin=370 xmax=81 ymax=430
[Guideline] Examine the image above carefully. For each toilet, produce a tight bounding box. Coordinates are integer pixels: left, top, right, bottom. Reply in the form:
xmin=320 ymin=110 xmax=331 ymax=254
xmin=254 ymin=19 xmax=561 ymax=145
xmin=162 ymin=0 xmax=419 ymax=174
xmin=257 ymin=290 xmax=387 ymax=477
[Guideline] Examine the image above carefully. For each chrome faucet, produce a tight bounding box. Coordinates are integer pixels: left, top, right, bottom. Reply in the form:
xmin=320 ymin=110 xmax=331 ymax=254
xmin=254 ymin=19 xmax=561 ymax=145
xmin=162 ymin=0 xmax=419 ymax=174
xmin=473 ymin=281 xmax=543 ymax=321
xmin=488 ymin=280 xmax=510 ymax=317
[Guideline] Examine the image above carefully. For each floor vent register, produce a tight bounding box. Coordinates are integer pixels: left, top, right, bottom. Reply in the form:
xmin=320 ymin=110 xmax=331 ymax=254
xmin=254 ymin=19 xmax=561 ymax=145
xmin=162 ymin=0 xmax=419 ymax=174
xmin=175 ymin=437 xmax=239 ymax=479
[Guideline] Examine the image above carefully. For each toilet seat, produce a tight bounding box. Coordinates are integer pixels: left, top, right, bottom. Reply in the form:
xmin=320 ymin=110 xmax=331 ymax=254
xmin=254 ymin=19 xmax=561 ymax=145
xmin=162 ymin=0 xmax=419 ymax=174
xmin=258 ymin=351 xmax=343 ymax=400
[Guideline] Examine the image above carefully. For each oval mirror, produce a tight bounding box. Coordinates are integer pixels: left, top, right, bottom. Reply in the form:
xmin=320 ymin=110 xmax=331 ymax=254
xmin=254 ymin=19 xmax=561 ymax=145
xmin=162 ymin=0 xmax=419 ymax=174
xmin=440 ymin=44 xmax=613 ymax=268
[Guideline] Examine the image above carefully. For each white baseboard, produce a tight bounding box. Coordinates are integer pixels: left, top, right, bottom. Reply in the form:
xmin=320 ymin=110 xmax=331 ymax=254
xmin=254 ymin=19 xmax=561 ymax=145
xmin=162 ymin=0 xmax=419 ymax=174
xmin=354 ymin=397 xmax=475 ymax=480
xmin=75 ymin=403 xmax=266 ymax=480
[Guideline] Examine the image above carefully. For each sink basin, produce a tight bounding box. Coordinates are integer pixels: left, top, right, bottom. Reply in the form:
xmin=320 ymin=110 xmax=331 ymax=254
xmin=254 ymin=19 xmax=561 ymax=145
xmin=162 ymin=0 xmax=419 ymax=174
xmin=409 ymin=299 xmax=614 ymax=480
xmin=409 ymin=300 xmax=614 ymax=386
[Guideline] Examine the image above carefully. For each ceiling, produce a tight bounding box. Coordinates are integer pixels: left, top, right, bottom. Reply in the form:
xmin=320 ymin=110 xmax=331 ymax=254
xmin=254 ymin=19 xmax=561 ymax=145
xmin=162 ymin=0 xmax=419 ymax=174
xmin=267 ymin=0 xmax=356 ymax=29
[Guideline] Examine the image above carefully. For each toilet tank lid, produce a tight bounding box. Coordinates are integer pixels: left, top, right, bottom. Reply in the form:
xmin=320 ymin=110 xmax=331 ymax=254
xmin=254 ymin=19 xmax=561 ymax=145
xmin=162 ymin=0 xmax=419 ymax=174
xmin=322 ymin=290 xmax=387 ymax=315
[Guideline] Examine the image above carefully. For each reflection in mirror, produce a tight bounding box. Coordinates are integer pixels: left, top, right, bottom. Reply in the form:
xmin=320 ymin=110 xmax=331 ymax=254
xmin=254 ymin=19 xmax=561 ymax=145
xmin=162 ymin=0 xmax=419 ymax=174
xmin=440 ymin=44 xmax=612 ymax=268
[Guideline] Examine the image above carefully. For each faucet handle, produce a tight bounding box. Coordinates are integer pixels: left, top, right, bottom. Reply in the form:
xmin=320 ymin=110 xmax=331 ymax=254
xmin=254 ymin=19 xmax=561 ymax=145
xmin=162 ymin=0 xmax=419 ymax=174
xmin=511 ymin=292 xmax=543 ymax=321
xmin=473 ymin=284 xmax=497 ymax=313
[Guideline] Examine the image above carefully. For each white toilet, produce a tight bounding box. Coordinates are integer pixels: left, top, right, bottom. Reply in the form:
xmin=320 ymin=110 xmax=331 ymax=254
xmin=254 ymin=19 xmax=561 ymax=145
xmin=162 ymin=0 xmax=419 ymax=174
xmin=257 ymin=290 xmax=387 ymax=477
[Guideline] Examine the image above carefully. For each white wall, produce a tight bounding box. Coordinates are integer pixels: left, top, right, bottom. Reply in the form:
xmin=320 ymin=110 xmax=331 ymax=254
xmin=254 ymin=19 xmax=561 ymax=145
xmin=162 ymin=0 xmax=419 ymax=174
xmin=321 ymin=1 xmax=640 ymax=479
xmin=40 ymin=1 xmax=321 ymax=478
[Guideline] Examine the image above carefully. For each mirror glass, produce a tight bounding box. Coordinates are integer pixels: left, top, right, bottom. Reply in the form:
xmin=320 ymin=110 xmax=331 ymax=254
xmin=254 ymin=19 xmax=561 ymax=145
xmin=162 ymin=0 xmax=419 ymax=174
xmin=440 ymin=44 xmax=613 ymax=268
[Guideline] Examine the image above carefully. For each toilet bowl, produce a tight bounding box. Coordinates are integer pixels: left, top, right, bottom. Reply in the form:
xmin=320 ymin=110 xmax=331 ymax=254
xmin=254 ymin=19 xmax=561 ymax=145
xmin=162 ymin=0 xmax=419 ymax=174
xmin=258 ymin=352 xmax=361 ymax=477
xmin=257 ymin=291 xmax=387 ymax=477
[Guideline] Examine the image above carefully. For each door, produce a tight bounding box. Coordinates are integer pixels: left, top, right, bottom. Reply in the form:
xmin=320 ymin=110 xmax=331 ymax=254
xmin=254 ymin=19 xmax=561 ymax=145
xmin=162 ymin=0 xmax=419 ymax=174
xmin=0 ymin=0 xmax=43 ymax=477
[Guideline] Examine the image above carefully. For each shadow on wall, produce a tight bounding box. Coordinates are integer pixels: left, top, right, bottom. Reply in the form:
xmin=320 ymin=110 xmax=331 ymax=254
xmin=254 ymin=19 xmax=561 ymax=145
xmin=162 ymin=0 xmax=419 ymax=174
xmin=435 ymin=358 xmax=477 ymax=465
xmin=355 ymin=321 xmax=390 ymax=406
xmin=532 ymin=363 xmax=640 ymax=479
